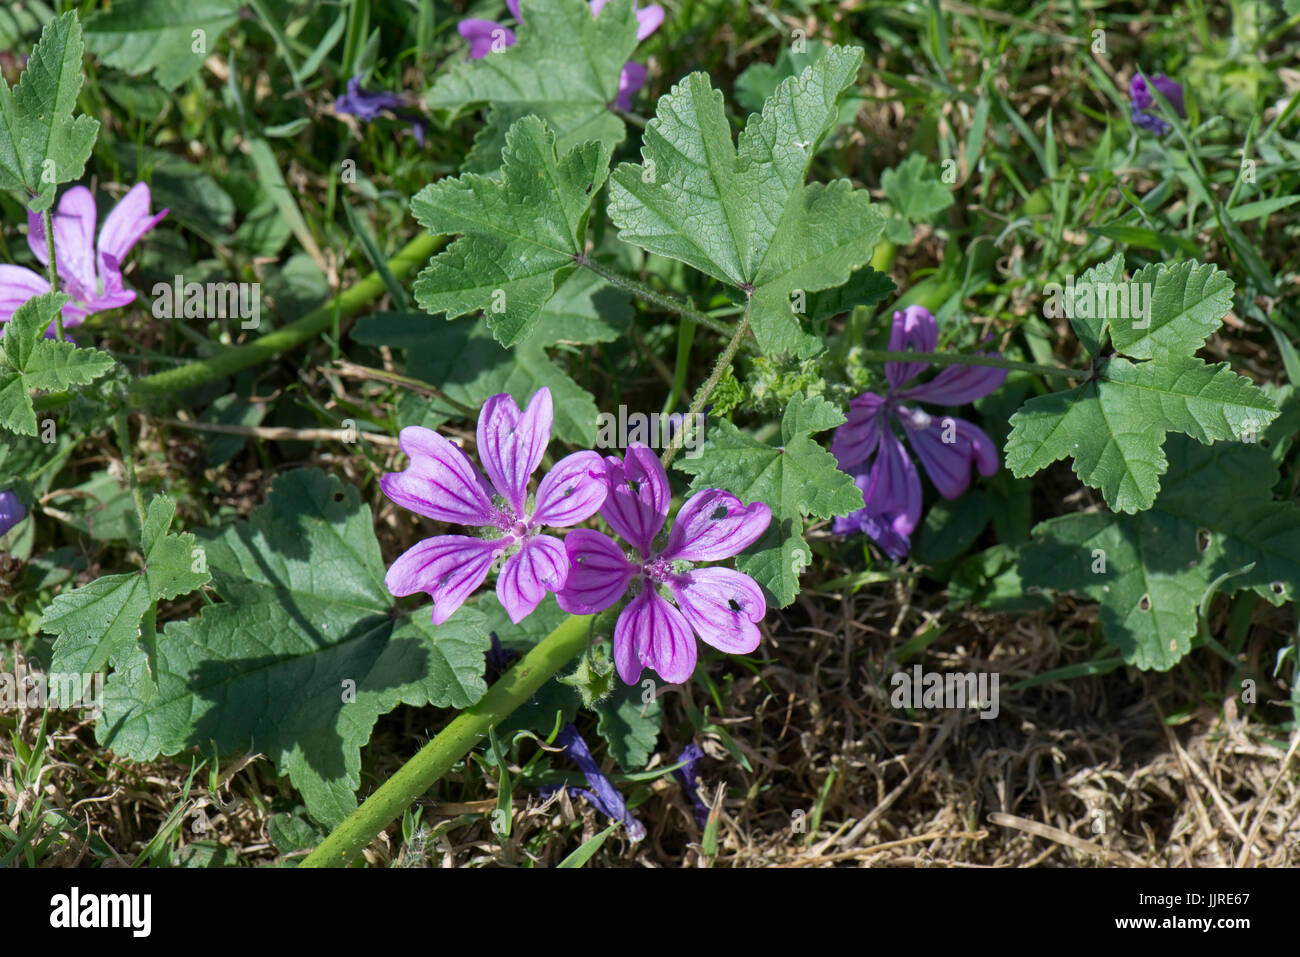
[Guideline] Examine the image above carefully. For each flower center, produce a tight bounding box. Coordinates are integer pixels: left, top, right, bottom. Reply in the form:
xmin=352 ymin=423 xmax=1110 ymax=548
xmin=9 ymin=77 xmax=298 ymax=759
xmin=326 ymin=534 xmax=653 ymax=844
xmin=642 ymin=555 xmax=675 ymax=583
xmin=894 ymin=403 xmax=932 ymax=432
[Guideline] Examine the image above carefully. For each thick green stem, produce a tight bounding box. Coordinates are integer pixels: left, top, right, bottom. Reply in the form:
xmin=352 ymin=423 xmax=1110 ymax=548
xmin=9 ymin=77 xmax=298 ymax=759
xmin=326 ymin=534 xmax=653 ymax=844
xmin=41 ymin=207 xmax=65 ymax=342
xmin=575 ymin=254 xmax=740 ymax=341
xmin=860 ymin=349 xmax=1084 ymax=380
xmin=299 ymin=612 xmax=594 ymax=868
xmin=661 ymin=312 xmax=750 ymax=470
xmin=130 ymin=231 xmax=444 ymax=396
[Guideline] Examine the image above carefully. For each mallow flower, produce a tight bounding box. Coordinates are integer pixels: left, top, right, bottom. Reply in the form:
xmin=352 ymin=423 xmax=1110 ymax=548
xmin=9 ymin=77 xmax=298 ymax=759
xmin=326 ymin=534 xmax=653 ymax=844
xmin=557 ymin=444 xmax=771 ymax=685
xmin=459 ymin=0 xmax=664 ymax=110
xmin=335 ymin=75 xmax=428 ymax=145
xmin=0 ymin=184 xmax=167 ymax=330
xmin=541 ymin=723 xmax=645 ymax=841
xmin=382 ymin=387 xmax=607 ymax=625
xmin=1129 ymin=73 xmax=1185 ymax=136
xmin=832 ymin=306 xmax=1005 ymax=561
xmin=673 ymin=741 xmax=709 ymax=826
xmin=0 ymin=491 xmax=26 ymax=538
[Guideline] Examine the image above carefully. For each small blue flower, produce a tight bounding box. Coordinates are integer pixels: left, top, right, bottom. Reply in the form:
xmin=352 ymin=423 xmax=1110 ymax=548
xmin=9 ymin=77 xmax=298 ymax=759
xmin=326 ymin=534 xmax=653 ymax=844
xmin=673 ymin=741 xmax=709 ymax=826
xmin=544 ymin=723 xmax=645 ymax=841
xmin=335 ymin=75 xmax=428 ymax=145
xmin=1128 ymin=73 xmax=1185 ymax=137
xmin=0 ymin=490 xmax=26 ymax=538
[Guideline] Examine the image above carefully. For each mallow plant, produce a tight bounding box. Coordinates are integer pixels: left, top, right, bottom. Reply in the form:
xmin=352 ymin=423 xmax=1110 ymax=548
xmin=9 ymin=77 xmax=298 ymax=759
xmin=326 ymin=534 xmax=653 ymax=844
xmin=1 ymin=2 xmax=1295 ymax=867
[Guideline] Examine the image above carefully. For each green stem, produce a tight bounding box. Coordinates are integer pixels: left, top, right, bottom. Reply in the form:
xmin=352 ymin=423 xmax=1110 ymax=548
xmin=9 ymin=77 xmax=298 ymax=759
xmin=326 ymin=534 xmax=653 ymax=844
xmin=130 ymin=231 xmax=444 ymax=396
xmin=299 ymin=612 xmax=594 ymax=868
xmin=860 ymin=350 xmax=1084 ymax=380
xmin=112 ymin=410 xmax=147 ymax=532
xmin=575 ymin=254 xmax=740 ymax=341
xmin=661 ymin=312 xmax=750 ymax=470
xmin=41 ymin=207 xmax=65 ymax=342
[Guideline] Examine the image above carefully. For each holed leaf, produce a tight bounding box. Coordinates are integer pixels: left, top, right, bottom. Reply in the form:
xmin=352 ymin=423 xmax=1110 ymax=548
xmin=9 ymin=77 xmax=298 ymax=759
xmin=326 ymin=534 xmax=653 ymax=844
xmin=1019 ymin=435 xmax=1300 ymax=670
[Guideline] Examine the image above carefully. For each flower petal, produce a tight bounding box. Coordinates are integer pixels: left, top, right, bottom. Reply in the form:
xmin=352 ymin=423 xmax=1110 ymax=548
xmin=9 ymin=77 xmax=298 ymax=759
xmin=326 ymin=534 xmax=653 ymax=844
xmin=634 ymin=4 xmax=665 ymax=40
xmin=556 ymin=529 xmax=634 ymax=614
xmin=385 ymin=535 xmax=501 ymax=625
xmin=477 ymin=388 xmax=552 ymax=515
xmin=872 ymin=429 xmax=923 ymax=537
xmin=381 ymin=426 xmax=495 ymax=525
xmin=897 ymin=360 xmax=1006 ymax=406
xmin=95 ymin=183 xmax=167 ymax=283
xmin=458 ymin=19 xmax=515 ymax=58
xmin=600 ymin=443 xmax=670 ymax=555
xmin=831 ymin=391 xmax=886 ymax=471
xmin=905 ymin=414 xmax=999 ymax=499
xmin=532 ymin=450 xmax=607 ymax=527
xmin=616 ymin=61 xmax=646 ymax=111
xmin=885 ymin=305 xmax=939 ymax=390
xmin=0 ymin=490 xmax=27 ymax=537
xmin=669 ymin=567 xmax=765 ymax=654
xmin=616 ymin=586 xmax=696 ymax=685
xmin=28 ymin=187 xmax=98 ymax=295
xmin=662 ymin=488 xmax=770 ymax=562
xmin=0 ymin=266 xmax=50 ymax=322
xmin=498 ymin=534 xmax=568 ymax=623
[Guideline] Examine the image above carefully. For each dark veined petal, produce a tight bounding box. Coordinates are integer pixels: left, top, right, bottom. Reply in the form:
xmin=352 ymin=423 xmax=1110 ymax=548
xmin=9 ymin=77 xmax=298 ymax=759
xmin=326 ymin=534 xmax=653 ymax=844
xmin=385 ymin=534 xmax=501 ymax=625
xmin=556 ymin=529 xmax=634 ymax=614
xmin=554 ymin=723 xmax=645 ymax=840
xmin=600 ymin=443 xmax=670 ymax=556
xmin=896 ymin=361 xmax=1006 ymax=407
xmin=884 ymin=305 xmax=939 ymax=390
xmin=0 ymin=489 xmax=27 ymax=537
xmin=0 ymin=265 xmax=50 ymax=322
xmin=497 ymin=534 xmax=569 ymax=624
xmin=477 ymin=387 xmax=553 ymax=516
xmin=662 ymin=488 xmax=770 ymax=562
xmin=831 ymin=391 xmax=886 ymax=471
xmin=614 ymin=586 xmax=696 ymax=685
xmin=381 ymin=426 xmax=495 ymax=526
xmin=95 ymin=183 xmax=167 ymax=284
xmin=27 ymin=186 xmax=98 ymax=295
xmin=669 ymin=566 xmax=766 ymax=654
xmin=905 ymin=414 xmax=1000 ymax=499
xmin=532 ymin=450 xmax=607 ymax=527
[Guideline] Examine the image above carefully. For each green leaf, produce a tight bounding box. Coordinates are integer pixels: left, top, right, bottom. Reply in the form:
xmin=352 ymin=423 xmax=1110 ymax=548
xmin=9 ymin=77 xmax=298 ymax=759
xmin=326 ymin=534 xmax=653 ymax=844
xmin=43 ymin=495 xmax=210 ymax=675
xmin=411 ymin=115 xmax=611 ymax=347
xmin=675 ymin=393 xmax=864 ymax=605
xmin=1006 ymin=259 xmax=1278 ymax=512
xmin=0 ymin=11 xmax=99 ymax=210
xmin=881 ymin=154 xmax=954 ymax=223
xmin=608 ymin=45 xmax=884 ymax=357
xmin=0 ymin=293 xmax=115 ymax=436
xmin=355 ymin=270 xmax=622 ymax=446
xmin=594 ymin=680 xmax=661 ymax=770
xmin=1007 ymin=356 xmax=1277 ymax=513
xmin=96 ymin=469 xmax=492 ymax=826
xmin=84 ymin=0 xmax=242 ymax=91
xmin=426 ymin=0 xmax=637 ymax=168
xmin=1020 ymin=436 xmax=1300 ymax=670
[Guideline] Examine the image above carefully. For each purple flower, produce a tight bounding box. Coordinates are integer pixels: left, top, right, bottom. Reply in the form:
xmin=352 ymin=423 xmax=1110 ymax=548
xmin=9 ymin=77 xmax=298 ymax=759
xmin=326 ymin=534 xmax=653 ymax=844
xmin=382 ymin=387 xmax=608 ymax=625
xmin=673 ymin=741 xmax=709 ymax=826
xmin=1128 ymin=73 xmax=1185 ymax=136
xmin=335 ymin=75 xmax=428 ymax=145
xmin=556 ymin=444 xmax=771 ymax=685
xmin=544 ymin=723 xmax=645 ymax=841
xmin=459 ymin=0 xmax=663 ymax=110
xmin=0 ymin=491 xmax=26 ymax=538
xmin=832 ymin=306 xmax=1005 ymax=560
xmin=0 ymin=184 xmax=167 ymax=330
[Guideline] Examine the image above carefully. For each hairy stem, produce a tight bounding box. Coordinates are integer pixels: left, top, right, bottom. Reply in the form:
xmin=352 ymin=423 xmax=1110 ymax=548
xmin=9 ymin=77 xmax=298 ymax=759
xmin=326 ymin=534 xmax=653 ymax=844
xmin=41 ymin=207 xmax=65 ymax=342
xmin=300 ymin=612 xmax=594 ymax=868
xmin=859 ymin=350 xmax=1084 ymax=379
xmin=661 ymin=311 xmax=750 ymax=470
xmin=574 ymin=254 xmax=741 ymax=341
xmin=112 ymin=410 xmax=147 ymax=533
